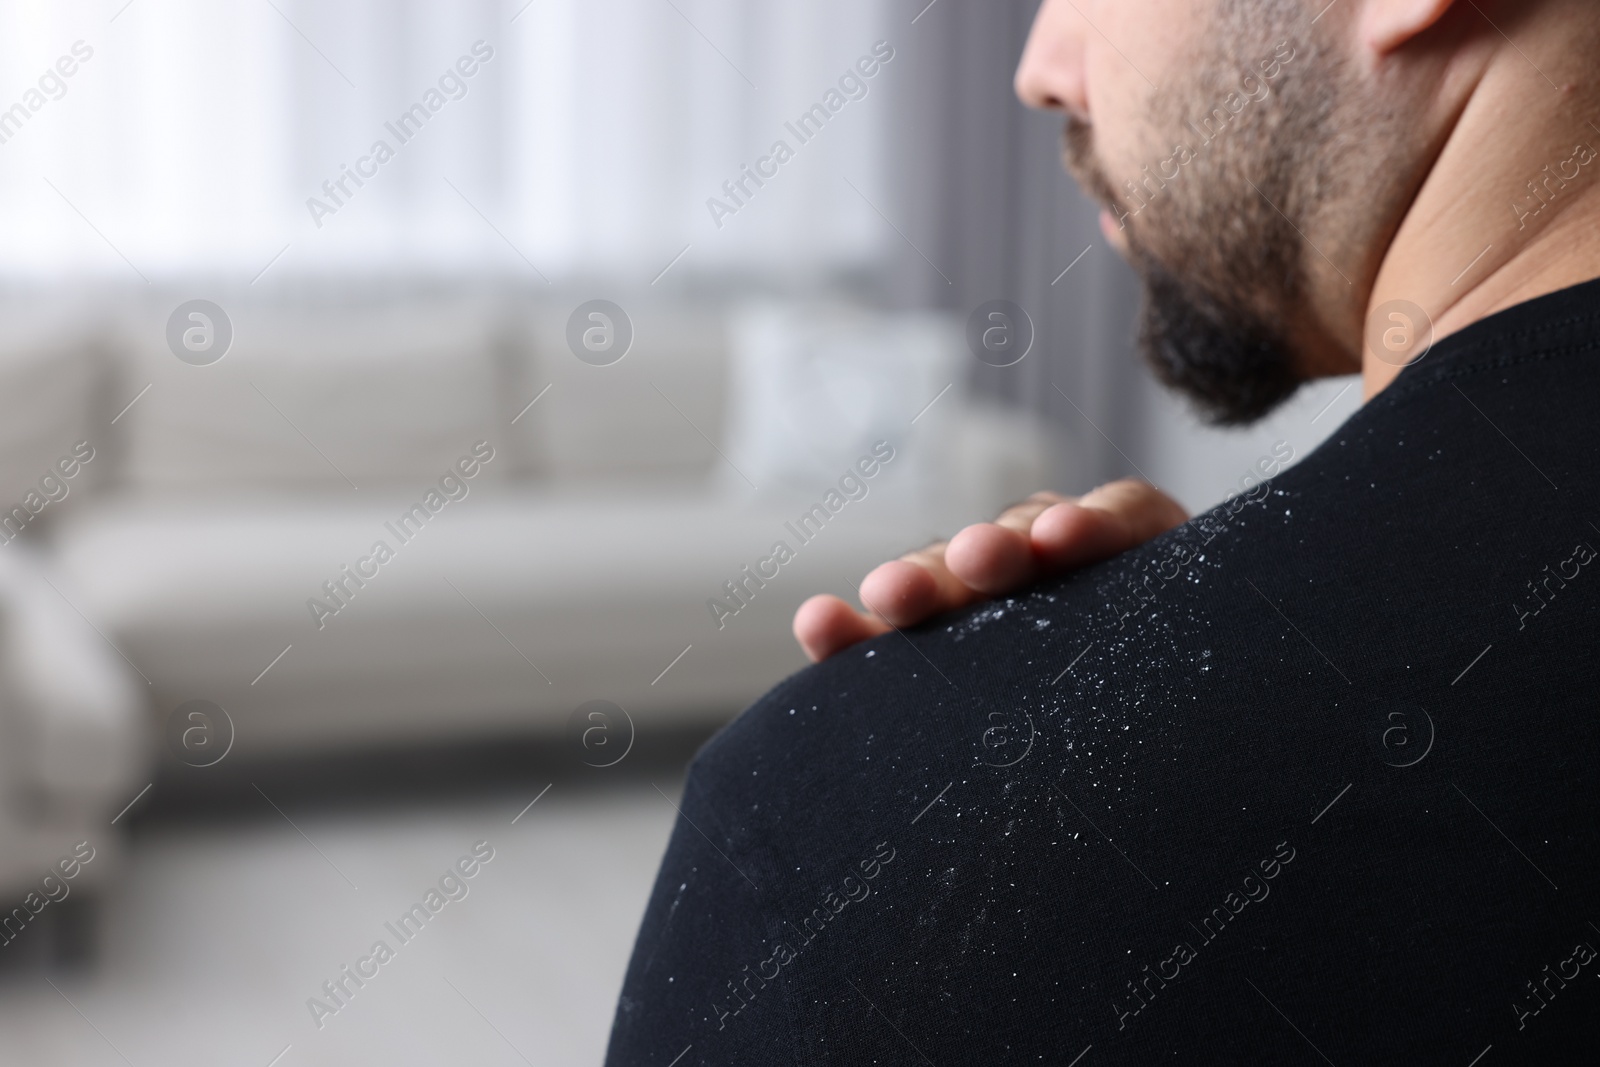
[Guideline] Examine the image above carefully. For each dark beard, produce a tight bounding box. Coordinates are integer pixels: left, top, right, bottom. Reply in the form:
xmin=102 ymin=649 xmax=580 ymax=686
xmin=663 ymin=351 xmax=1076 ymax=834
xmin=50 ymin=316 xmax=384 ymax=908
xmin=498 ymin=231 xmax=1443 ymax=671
xmin=1062 ymin=116 xmax=1307 ymax=425
xmin=1058 ymin=15 xmax=1342 ymax=425
xmin=1136 ymin=253 xmax=1304 ymax=426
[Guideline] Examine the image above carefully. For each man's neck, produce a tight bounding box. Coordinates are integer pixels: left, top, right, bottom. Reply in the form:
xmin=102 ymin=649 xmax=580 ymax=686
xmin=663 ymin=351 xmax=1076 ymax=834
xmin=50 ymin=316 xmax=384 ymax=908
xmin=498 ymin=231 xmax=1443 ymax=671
xmin=1364 ymin=8 xmax=1600 ymax=397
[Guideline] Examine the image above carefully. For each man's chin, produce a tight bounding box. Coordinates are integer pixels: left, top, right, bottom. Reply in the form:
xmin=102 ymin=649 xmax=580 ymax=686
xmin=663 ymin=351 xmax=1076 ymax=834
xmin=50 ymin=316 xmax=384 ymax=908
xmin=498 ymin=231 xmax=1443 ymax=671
xmin=1138 ymin=266 xmax=1305 ymax=427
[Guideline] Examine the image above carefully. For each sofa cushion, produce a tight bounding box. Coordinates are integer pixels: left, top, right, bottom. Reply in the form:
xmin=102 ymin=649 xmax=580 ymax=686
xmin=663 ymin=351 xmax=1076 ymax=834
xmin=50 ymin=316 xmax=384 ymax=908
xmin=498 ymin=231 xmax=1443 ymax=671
xmin=48 ymin=488 xmax=958 ymax=753
xmin=511 ymin=300 xmax=726 ymax=482
xmin=112 ymin=297 xmax=512 ymax=493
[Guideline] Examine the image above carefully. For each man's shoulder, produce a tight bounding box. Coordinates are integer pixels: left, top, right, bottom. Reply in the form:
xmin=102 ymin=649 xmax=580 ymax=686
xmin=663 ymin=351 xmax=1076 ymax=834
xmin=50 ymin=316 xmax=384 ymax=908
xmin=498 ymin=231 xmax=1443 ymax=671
xmin=690 ymin=484 xmax=1309 ymax=818
xmin=688 ymin=345 xmax=1582 ymax=815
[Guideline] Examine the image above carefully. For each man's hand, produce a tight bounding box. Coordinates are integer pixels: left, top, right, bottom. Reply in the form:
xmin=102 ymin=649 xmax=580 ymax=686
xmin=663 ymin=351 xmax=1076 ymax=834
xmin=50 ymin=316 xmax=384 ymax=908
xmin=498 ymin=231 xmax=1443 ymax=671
xmin=792 ymin=479 xmax=1188 ymax=662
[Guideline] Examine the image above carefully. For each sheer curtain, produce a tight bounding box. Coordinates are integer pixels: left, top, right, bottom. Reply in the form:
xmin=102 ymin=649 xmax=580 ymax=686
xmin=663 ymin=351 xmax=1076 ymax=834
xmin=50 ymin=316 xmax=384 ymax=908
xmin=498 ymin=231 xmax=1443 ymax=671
xmin=0 ymin=0 xmax=891 ymax=282
xmin=878 ymin=0 xmax=1149 ymax=494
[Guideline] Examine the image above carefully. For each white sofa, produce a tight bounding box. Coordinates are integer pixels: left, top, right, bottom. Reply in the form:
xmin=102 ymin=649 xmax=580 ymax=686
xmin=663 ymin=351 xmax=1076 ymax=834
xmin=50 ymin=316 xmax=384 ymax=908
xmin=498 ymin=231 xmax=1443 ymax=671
xmin=0 ymin=304 xmax=142 ymax=927
xmin=0 ymin=287 xmax=1054 ymax=824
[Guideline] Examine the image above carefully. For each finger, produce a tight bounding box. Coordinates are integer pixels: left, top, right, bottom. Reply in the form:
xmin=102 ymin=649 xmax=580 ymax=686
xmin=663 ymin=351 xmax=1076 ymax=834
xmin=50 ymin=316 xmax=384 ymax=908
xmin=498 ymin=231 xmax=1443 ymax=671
xmin=1076 ymin=479 xmax=1189 ymax=541
xmin=943 ymin=492 xmax=1074 ymax=594
xmin=858 ymin=552 xmax=972 ymax=628
xmin=948 ymin=481 xmax=1188 ymax=591
xmin=1031 ymin=479 xmax=1189 ymax=568
xmin=944 ymin=521 xmax=1036 ymax=595
xmin=991 ymin=491 xmax=1073 ymax=535
xmin=793 ymin=594 xmax=890 ymax=663
xmin=1026 ymin=502 xmax=1134 ymax=568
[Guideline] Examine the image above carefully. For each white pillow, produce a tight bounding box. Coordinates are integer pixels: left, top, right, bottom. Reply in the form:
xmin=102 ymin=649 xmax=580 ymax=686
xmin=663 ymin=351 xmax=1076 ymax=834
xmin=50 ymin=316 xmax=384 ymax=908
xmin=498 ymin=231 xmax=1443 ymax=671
xmin=722 ymin=301 xmax=965 ymax=498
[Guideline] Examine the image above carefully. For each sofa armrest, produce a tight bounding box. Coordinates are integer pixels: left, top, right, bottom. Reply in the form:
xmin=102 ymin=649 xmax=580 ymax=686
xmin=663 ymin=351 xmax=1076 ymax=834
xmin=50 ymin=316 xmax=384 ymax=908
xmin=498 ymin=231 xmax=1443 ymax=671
xmin=0 ymin=545 xmax=148 ymax=809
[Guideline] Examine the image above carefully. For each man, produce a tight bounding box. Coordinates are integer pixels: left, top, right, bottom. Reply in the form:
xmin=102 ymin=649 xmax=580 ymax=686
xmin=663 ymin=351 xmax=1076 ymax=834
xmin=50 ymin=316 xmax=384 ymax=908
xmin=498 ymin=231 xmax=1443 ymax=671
xmin=608 ymin=0 xmax=1600 ymax=1062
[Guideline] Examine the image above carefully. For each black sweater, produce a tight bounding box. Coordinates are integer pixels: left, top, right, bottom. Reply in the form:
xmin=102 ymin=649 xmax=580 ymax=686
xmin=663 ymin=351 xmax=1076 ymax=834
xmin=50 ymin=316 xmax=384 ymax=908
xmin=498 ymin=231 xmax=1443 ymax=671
xmin=608 ymin=278 xmax=1600 ymax=1065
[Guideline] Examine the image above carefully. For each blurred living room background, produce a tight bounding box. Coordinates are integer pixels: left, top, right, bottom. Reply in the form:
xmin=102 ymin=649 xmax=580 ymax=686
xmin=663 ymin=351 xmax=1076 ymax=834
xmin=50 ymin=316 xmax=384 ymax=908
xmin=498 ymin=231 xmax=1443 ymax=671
xmin=0 ymin=0 xmax=1360 ymax=1063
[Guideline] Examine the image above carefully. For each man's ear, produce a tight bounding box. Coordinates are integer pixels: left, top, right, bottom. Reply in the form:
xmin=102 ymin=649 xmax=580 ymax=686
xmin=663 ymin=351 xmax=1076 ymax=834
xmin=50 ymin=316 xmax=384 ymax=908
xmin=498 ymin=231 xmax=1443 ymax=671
xmin=1359 ymin=0 xmax=1459 ymax=55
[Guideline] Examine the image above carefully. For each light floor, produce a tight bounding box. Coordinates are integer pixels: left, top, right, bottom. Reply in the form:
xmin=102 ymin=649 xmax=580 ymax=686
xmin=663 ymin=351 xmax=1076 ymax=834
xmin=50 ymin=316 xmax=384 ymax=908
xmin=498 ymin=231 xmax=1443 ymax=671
xmin=0 ymin=781 xmax=678 ymax=1067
